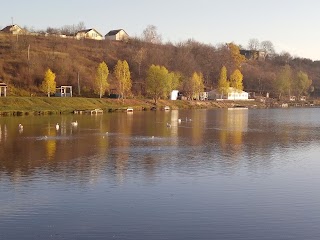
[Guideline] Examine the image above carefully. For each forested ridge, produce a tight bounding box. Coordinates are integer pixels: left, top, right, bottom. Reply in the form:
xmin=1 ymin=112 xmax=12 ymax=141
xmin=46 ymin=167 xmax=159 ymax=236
xmin=0 ymin=32 xmax=319 ymax=98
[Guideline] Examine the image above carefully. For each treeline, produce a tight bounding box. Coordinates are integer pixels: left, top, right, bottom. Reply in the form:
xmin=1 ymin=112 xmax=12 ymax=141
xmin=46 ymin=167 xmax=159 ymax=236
xmin=0 ymin=31 xmax=319 ymax=99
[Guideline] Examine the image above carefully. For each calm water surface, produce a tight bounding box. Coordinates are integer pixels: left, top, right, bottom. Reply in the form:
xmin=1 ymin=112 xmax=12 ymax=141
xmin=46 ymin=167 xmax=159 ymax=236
xmin=1 ymin=108 xmax=320 ymax=240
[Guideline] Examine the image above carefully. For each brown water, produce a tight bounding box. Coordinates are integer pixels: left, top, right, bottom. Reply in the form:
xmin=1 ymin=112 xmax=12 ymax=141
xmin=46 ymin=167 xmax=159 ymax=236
xmin=1 ymin=108 xmax=320 ymax=240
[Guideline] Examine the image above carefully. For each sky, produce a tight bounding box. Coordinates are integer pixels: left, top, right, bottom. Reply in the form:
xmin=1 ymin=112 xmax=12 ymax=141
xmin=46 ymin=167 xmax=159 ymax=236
xmin=1 ymin=0 xmax=320 ymax=60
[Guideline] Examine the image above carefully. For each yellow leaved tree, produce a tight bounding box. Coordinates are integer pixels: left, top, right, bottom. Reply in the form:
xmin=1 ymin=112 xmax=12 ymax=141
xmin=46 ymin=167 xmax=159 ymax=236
xmin=217 ymin=66 xmax=230 ymax=97
xmin=41 ymin=68 xmax=56 ymax=97
xmin=94 ymin=61 xmax=109 ymax=98
xmin=230 ymin=69 xmax=244 ymax=91
xmin=146 ymin=65 xmax=169 ymax=104
xmin=114 ymin=60 xmax=132 ymax=100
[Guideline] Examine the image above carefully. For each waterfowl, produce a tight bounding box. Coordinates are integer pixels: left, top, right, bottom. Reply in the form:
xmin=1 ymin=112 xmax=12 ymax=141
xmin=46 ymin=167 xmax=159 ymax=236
xmin=71 ymin=120 xmax=78 ymax=127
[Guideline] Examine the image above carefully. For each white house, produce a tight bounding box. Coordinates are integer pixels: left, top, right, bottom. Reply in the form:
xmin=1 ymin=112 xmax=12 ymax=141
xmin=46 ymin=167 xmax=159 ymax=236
xmin=105 ymin=29 xmax=129 ymax=41
xmin=75 ymin=28 xmax=103 ymax=40
xmin=1 ymin=24 xmax=26 ymax=35
xmin=208 ymin=87 xmax=249 ymax=101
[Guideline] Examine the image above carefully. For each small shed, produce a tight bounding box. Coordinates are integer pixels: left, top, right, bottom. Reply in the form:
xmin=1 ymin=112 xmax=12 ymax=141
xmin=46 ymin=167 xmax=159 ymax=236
xmin=55 ymin=86 xmax=72 ymax=97
xmin=170 ymin=90 xmax=179 ymax=100
xmin=0 ymin=82 xmax=7 ymax=97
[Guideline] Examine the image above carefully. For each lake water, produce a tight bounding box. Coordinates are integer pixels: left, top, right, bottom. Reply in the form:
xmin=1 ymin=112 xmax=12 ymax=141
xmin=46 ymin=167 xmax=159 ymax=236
xmin=1 ymin=108 xmax=320 ymax=240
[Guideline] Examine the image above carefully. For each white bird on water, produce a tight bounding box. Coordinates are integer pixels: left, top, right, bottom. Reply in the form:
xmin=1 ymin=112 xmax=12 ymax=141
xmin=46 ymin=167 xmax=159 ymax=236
xmin=55 ymin=123 xmax=60 ymax=131
xmin=18 ymin=123 xmax=23 ymax=133
xmin=178 ymin=118 xmax=182 ymax=123
xmin=166 ymin=122 xmax=171 ymax=128
xmin=71 ymin=120 xmax=78 ymax=127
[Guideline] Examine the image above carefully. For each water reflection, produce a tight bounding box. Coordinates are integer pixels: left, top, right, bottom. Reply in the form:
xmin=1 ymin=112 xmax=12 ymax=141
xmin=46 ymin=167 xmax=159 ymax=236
xmin=0 ymin=124 xmax=8 ymax=142
xmin=218 ymin=109 xmax=248 ymax=153
xmin=0 ymin=108 xmax=320 ymax=184
xmin=2 ymin=109 xmax=320 ymax=239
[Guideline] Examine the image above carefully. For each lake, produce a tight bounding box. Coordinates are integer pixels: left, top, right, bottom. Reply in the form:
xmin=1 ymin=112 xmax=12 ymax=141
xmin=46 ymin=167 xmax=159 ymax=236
xmin=1 ymin=108 xmax=320 ymax=240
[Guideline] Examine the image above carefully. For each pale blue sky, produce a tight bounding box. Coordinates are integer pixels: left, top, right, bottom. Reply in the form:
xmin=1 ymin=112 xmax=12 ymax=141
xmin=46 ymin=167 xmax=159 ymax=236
xmin=1 ymin=0 xmax=320 ymax=60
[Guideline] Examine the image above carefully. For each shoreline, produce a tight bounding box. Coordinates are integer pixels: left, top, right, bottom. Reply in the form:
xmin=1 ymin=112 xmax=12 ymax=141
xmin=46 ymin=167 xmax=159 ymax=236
xmin=0 ymin=96 xmax=316 ymax=116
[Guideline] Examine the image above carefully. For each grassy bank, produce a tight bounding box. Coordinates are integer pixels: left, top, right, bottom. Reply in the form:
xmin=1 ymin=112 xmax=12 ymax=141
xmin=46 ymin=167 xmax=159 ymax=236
xmin=0 ymin=97 xmax=260 ymax=116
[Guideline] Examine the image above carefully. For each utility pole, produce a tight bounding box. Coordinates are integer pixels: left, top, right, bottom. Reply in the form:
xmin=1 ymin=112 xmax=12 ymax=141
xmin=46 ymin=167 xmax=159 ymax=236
xmin=77 ymin=72 xmax=81 ymax=95
xmin=27 ymin=44 xmax=30 ymax=61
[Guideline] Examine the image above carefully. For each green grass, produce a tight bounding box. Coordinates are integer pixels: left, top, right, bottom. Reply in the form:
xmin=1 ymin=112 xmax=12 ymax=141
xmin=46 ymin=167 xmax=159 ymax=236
xmin=0 ymin=96 xmax=265 ymax=116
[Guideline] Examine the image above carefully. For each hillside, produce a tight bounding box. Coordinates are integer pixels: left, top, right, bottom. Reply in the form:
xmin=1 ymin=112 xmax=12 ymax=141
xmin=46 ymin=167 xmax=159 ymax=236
xmin=0 ymin=33 xmax=320 ymax=98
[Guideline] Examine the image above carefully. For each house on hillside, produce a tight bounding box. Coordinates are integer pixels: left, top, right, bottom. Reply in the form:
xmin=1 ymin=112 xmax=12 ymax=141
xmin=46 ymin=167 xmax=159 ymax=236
xmin=208 ymin=87 xmax=249 ymax=101
xmin=105 ymin=29 xmax=129 ymax=41
xmin=1 ymin=24 xmax=26 ymax=35
xmin=240 ymin=49 xmax=266 ymax=61
xmin=75 ymin=28 xmax=103 ymax=40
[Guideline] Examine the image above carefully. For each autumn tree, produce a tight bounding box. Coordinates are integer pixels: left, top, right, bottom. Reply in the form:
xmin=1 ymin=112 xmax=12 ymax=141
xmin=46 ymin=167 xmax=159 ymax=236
xmin=41 ymin=68 xmax=56 ymax=97
xmin=164 ymin=71 xmax=181 ymax=98
xmin=189 ymin=72 xmax=204 ymax=99
xmin=114 ymin=60 xmax=132 ymax=99
xmin=94 ymin=61 xmax=109 ymax=98
xmin=217 ymin=66 xmax=230 ymax=97
xmin=228 ymin=43 xmax=246 ymax=69
xmin=293 ymin=71 xmax=312 ymax=98
xmin=230 ymin=69 xmax=244 ymax=91
xmin=274 ymin=65 xmax=292 ymax=99
xmin=146 ymin=65 xmax=168 ymax=104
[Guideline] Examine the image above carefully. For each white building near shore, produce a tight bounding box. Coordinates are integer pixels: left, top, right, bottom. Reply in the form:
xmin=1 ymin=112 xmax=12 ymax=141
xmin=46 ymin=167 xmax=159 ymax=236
xmin=208 ymin=87 xmax=249 ymax=101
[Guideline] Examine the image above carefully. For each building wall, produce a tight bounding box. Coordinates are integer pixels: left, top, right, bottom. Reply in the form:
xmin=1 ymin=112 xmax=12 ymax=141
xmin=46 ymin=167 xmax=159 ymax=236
xmin=10 ymin=25 xmax=22 ymax=35
xmin=105 ymin=35 xmax=117 ymax=41
xmin=86 ymin=30 xmax=103 ymax=40
xmin=208 ymin=88 xmax=249 ymax=100
xmin=117 ymin=30 xmax=129 ymax=41
xmin=227 ymin=92 xmax=249 ymax=100
xmin=76 ymin=30 xmax=102 ymax=40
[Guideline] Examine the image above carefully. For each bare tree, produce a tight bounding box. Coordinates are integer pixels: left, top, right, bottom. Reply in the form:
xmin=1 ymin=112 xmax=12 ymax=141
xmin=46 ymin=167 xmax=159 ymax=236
xmin=46 ymin=27 xmax=60 ymax=35
xmin=133 ymin=47 xmax=146 ymax=76
xmin=60 ymin=22 xmax=86 ymax=36
xmin=141 ymin=25 xmax=162 ymax=44
xmin=260 ymin=40 xmax=275 ymax=55
xmin=248 ymin=38 xmax=260 ymax=50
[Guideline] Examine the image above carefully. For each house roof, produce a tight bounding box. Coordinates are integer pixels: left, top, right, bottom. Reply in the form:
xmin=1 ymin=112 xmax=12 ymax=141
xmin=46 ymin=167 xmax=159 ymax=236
xmin=0 ymin=82 xmax=7 ymax=87
xmin=209 ymin=87 xmax=247 ymax=94
xmin=76 ymin=28 xmax=102 ymax=36
xmin=105 ymin=29 xmax=128 ymax=36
